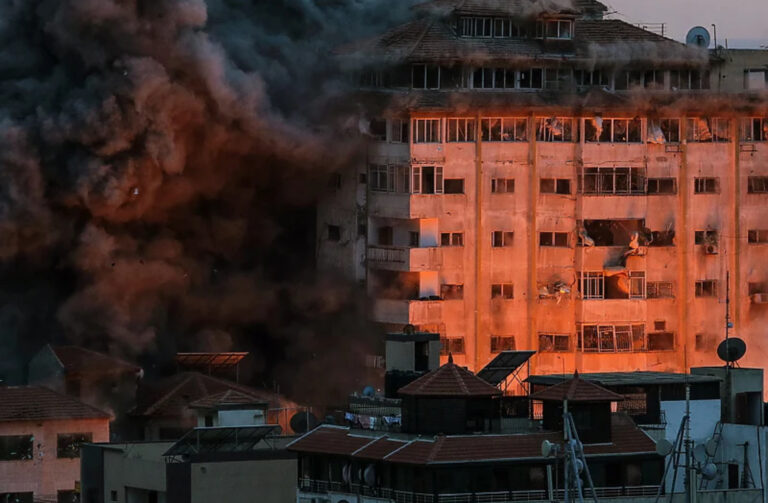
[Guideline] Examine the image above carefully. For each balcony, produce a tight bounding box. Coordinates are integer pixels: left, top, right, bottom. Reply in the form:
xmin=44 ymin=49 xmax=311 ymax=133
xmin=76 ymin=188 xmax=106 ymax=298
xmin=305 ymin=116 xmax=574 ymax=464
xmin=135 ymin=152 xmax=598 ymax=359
xmin=373 ymin=299 xmax=443 ymax=325
xmin=369 ymin=193 xmax=446 ymax=220
xmin=368 ymin=246 xmax=442 ymax=272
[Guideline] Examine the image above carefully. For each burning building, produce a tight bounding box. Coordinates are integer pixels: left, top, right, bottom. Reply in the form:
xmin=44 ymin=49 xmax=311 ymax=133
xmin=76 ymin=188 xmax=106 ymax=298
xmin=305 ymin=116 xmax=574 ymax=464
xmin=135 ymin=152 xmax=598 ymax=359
xmin=317 ymin=0 xmax=768 ymax=385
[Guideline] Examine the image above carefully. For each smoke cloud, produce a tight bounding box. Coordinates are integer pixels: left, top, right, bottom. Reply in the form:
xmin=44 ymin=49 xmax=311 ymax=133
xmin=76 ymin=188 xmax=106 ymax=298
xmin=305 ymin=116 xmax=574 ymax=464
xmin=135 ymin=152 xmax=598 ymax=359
xmin=0 ymin=0 xmax=416 ymax=405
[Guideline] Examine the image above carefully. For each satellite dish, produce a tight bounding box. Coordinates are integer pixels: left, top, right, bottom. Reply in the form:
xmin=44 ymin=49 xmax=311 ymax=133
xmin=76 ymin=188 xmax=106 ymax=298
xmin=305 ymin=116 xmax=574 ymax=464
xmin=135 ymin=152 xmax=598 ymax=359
xmin=705 ymin=437 xmax=719 ymax=457
xmin=656 ymin=439 xmax=674 ymax=457
xmin=574 ymin=458 xmax=584 ymax=474
xmin=693 ymin=443 xmax=708 ymax=462
xmin=342 ymin=463 xmax=352 ymax=483
xmin=701 ymin=463 xmax=718 ymax=480
xmin=542 ymin=439 xmax=555 ymax=457
xmin=290 ymin=411 xmax=319 ymax=434
xmin=717 ymin=337 xmax=747 ymax=363
xmin=363 ymin=464 xmax=376 ymax=486
xmin=686 ymin=26 xmax=711 ymax=48
xmin=362 ymin=385 xmax=376 ymax=398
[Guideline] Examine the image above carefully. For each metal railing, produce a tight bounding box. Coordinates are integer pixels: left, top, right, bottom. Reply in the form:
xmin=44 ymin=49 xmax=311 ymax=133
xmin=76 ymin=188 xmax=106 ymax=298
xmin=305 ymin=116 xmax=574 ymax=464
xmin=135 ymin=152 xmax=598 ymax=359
xmin=368 ymin=246 xmax=407 ymax=263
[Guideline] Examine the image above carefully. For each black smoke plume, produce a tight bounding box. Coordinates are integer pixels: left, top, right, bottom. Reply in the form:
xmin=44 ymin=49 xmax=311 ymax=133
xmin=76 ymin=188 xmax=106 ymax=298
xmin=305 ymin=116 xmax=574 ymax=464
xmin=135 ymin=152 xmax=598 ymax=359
xmin=0 ymin=0 xmax=415 ymax=405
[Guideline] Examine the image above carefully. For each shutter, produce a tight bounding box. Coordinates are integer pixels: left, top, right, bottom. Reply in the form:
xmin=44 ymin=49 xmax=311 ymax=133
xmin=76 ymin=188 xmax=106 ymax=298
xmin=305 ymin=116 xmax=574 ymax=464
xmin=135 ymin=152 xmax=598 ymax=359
xmin=435 ymin=166 xmax=444 ymax=194
xmin=412 ymin=166 xmax=421 ymax=194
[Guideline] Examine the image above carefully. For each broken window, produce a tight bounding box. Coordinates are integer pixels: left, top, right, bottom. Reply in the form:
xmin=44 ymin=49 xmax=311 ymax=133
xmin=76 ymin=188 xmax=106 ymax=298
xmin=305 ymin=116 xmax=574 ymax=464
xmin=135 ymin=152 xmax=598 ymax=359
xmin=441 ymin=232 xmax=464 ymax=246
xmin=327 ymin=225 xmax=341 ymax=242
xmin=491 ymin=178 xmax=515 ymax=193
xmin=629 ymin=272 xmax=646 ymax=299
xmin=580 ymin=167 xmax=645 ymax=195
xmin=535 ymin=19 xmax=573 ymax=39
xmin=647 ymin=119 xmax=681 ymax=143
xmin=539 ymin=231 xmax=569 ymax=247
xmin=647 ymin=332 xmax=674 ymax=351
xmin=441 ymin=284 xmax=464 ymax=300
xmin=694 ymin=230 xmax=718 ymax=245
xmin=539 ymin=334 xmax=570 ymax=352
xmin=540 ymin=178 xmax=571 ymax=194
xmin=491 ymin=283 xmax=514 ymax=299
xmin=481 ymin=117 xmax=527 ymax=141
xmin=686 ymin=118 xmax=729 ymax=142
xmin=370 ymin=165 xmax=409 ymax=193
xmin=536 ymin=117 xmax=576 ymax=142
xmin=748 ymin=176 xmax=768 ymax=193
xmin=491 ymin=336 xmax=516 ymax=352
xmin=670 ymin=70 xmax=710 ymax=90
xmin=647 ymin=281 xmax=674 ymax=299
xmin=57 ymin=432 xmax=92 ymax=459
xmin=694 ymin=177 xmax=719 ymax=194
xmin=585 ymin=118 xmax=641 ymax=143
xmin=519 ymin=68 xmax=544 ymax=89
xmin=695 ymin=280 xmax=718 ymax=298
xmin=443 ymin=179 xmax=465 ymax=194
xmin=440 ymin=337 xmax=465 ymax=355
xmin=390 ymin=119 xmax=409 ymax=143
xmin=740 ymin=118 xmax=768 ymax=142
xmin=412 ymin=166 xmax=443 ymax=194
xmin=368 ymin=119 xmax=387 ymax=141
xmin=0 ymin=435 xmax=33 ymax=461
xmin=492 ymin=231 xmax=514 ymax=247
xmin=647 ymin=178 xmax=677 ymax=194
xmin=377 ymin=226 xmax=393 ymax=246
xmin=579 ymin=272 xmax=604 ymax=299
xmin=412 ymin=119 xmax=441 ymax=143
xmin=578 ymin=324 xmax=645 ymax=352
xmin=748 ymin=229 xmax=768 ymax=244
xmin=580 ymin=219 xmax=646 ymax=247
xmin=412 ymin=64 xmax=440 ymax=89
xmin=446 ymin=118 xmax=476 ymax=142
xmin=649 ymin=229 xmax=675 ymax=246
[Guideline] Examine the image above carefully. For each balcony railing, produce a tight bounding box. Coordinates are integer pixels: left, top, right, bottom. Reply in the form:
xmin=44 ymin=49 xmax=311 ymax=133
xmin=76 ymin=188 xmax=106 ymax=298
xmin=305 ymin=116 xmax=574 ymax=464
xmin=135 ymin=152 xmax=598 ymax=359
xmin=369 ymin=245 xmax=407 ymax=264
xmin=368 ymin=245 xmax=442 ymax=272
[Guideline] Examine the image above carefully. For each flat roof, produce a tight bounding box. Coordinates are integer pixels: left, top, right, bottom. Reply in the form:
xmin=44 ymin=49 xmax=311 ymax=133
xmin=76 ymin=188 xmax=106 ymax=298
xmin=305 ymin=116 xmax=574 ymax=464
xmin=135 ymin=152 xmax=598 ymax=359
xmin=526 ymin=371 xmax=722 ymax=387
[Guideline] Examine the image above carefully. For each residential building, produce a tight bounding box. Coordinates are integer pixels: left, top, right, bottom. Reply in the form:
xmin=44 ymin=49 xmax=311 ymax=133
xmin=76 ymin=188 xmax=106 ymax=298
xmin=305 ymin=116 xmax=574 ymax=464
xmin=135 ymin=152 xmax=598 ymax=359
xmin=0 ymin=385 xmax=110 ymax=502
xmin=317 ymin=0 xmax=768 ymax=386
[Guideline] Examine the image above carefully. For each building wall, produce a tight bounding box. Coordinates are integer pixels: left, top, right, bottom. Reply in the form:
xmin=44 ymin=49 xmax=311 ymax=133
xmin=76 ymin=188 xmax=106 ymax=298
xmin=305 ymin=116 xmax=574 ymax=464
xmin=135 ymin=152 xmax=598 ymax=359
xmin=188 ymin=457 xmax=297 ymax=503
xmin=0 ymin=417 xmax=109 ymax=500
xmin=99 ymin=442 xmax=171 ymax=503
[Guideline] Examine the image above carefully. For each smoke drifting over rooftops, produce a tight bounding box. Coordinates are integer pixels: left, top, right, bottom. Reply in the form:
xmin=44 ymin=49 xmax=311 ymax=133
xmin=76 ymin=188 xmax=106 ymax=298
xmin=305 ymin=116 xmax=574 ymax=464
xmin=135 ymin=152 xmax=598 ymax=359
xmin=0 ymin=0 xmax=416 ymax=404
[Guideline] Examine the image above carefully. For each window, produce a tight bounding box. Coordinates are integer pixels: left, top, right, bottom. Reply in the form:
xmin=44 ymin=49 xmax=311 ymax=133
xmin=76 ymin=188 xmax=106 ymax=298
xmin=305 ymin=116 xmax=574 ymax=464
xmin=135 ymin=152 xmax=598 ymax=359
xmin=0 ymin=435 xmax=33 ymax=460
xmin=694 ymin=230 xmax=718 ymax=245
xmin=492 ymin=231 xmax=514 ymax=247
xmin=748 ymin=176 xmax=768 ymax=193
xmin=647 ymin=119 xmax=681 ymax=143
xmin=446 ymin=118 xmax=476 ymax=142
xmin=412 ymin=64 xmax=440 ymax=89
xmin=574 ymin=69 xmax=610 ymax=88
xmin=58 ymin=490 xmax=79 ymax=503
xmin=670 ymin=70 xmax=710 ymax=90
xmin=695 ymin=280 xmax=718 ymax=298
xmin=686 ymin=118 xmax=729 ymax=142
xmin=360 ymin=70 xmax=385 ymax=88
xmin=579 ymin=272 xmax=604 ymax=299
xmin=741 ymin=118 xmax=768 ymax=142
xmin=585 ymin=118 xmax=642 ymax=143
xmin=629 ymin=271 xmax=646 ymax=299
xmin=0 ymin=494 xmax=32 ymax=503
xmin=647 ymin=332 xmax=675 ymax=351
xmin=580 ymin=167 xmax=645 ymax=195
xmin=694 ymin=177 xmax=719 ymax=194
xmin=412 ymin=119 xmax=441 ymax=143
xmin=540 ymin=178 xmax=571 ymax=194
xmin=491 ymin=336 xmax=516 ymax=352
xmin=57 ymin=432 xmax=92 ymax=459
xmin=441 ymin=232 xmax=464 ymax=246
xmin=647 ymin=281 xmax=674 ymax=299
xmin=111 ymin=492 xmax=118 ymax=502
xmin=412 ymin=166 xmax=443 ymax=194
xmin=444 ymin=179 xmax=465 ymax=194
xmin=459 ymin=17 xmax=528 ymax=38
xmin=327 ymin=225 xmax=341 ymax=242
xmin=539 ymin=334 xmax=570 ymax=352
xmin=536 ymin=19 xmax=573 ymax=39
xmin=480 ymin=117 xmax=528 ymax=141
xmin=745 ymin=69 xmax=768 ymax=90
xmin=579 ymin=324 xmax=645 ymax=352
xmin=368 ymin=119 xmax=387 ymax=141
xmin=441 ymin=284 xmax=464 ymax=300
xmin=390 ymin=119 xmax=409 ymax=143
xmin=643 ymin=70 xmax=665 ymax=89
xmin=491 ymin=283 xmax=514 ymax=299
xmin=536 ymin=117 xmax=576 ymax=142
xmin=748 ymin=229 xmax=768 ymax=244
xmin=409 ymin=231 xmax=420 ymax=247
xmin=328 ymin=172 xmax=342 ymax=190
xmin=440 ymin=337 xmax=465 ymax=355
xmin=614 ymin=70 xmax=643 ymax=91
xmin=377 ymin=226 xmax=393 ymax=246
xmin=539 ymin=231 xmax=569 ymax=247
xmin=369 ymin=165 xmax=410 ymax=193
xmin=647 ymin=178 xmax=677 ymax=194
xmin=473 ymin=67 xmax=512 ymax=89
xmin=519 ymin=68 xmax=544 ymax=89
xmin=544 ymin=68 xmax=573 ymax=90
xmin=491 ymin=178 xmax=515 ymax=193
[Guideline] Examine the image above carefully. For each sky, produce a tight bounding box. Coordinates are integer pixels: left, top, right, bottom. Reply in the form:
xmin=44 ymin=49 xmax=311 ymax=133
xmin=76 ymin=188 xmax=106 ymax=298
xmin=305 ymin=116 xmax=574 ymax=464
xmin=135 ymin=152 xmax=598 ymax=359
xmin=604 ymin=0 xmax=768 ymax=49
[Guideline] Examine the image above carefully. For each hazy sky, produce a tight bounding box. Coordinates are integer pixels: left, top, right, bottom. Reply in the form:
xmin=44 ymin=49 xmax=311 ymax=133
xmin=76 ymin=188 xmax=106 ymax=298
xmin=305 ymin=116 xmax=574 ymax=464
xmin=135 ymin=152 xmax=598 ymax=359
xmin=604 ymin=0 xmax=768 ymax=49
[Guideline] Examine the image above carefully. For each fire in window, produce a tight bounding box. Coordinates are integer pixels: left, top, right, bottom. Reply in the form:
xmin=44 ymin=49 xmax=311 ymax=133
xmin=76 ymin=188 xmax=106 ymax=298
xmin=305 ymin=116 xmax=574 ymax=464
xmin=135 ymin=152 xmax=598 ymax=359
xmin=540 ymin=178 xmax=571 ymax=194
xmin=491 ymin=336 xmax=516 ymax=352
xmin=695 ymin=280 xmax=718 ymax=298
xmin=536 ymin=117 xmax=576 ymax=142
xmin=491 ymin=283 xmax=514 ymax=299
xmin=57 ymin=432 xmax=92 ymax=458
xmin=585 ymin=118 xmax=641 ymax=143
xmin=491 ymin=178 xmax=515 ymax=193
xmin=538 ymin=334 xmax=570 ymax=352
xmin=492 ymin=231 xmax=514 ymax=247
xmin=647 ymin=119 xmax=681 ymax=143
xmin=481 ymin=118 xmax=528 ymax=141
xmin=440 ymin=284 xmax=464 ymax=300
xmin=441 ymin=232 xmax=464 ymax=246
xmin=686 ymin=118 xmax=729 ymax=142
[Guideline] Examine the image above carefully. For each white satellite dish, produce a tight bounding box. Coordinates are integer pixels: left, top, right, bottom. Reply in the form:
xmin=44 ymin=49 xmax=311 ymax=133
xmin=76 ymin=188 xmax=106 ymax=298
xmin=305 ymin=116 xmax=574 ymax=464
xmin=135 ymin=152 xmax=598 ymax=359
xmin=693 ymin=444 xmax=708 ymax=462
xmin=686 ymin=26 xmax=711 ymax=48
xmin=656 ymin=439 xmax=674 ymax=456
xmin=705 ymin=437 xmax=718 ymax=457
xmin=363 ymin=464 xmax=376 ymax=486
xmin=541 ymin=439 xmax=556 ymax=457
xmin=701 ymin=463 xmax=718 ymax=480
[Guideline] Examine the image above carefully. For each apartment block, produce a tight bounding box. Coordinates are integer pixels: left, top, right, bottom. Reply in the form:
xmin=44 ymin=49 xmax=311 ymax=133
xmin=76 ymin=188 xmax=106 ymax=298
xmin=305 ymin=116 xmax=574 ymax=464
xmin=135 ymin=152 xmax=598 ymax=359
xmin=317 ymin=0 xmax=768 ymax=384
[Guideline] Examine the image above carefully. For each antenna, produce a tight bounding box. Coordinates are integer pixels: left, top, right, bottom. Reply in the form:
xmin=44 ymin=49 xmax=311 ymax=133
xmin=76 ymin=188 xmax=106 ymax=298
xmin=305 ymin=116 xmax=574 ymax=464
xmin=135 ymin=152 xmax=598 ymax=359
xmin=686 ymin=26 xmax=711 ymax=48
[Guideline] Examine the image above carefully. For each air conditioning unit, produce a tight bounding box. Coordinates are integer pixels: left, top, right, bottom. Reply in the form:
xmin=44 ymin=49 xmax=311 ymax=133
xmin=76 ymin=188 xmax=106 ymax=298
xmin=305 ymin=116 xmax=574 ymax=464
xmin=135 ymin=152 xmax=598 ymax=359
xmin=705 ymin=244 xmax=719 ymax=255
xmin=752 ymin=293 xmax=768 ymax=304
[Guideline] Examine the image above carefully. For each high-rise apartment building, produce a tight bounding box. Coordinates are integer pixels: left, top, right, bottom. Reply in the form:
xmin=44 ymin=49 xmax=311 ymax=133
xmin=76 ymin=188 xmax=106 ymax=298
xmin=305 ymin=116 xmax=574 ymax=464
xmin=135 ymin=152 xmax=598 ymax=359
xmin=318 ymin=0 xmax=768 ymax=384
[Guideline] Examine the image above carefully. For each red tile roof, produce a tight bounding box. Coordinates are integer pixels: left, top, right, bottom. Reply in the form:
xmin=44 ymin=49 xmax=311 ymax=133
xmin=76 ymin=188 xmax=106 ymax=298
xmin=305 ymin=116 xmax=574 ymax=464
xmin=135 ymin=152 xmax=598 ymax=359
xmin=0 ymin=386 xmax=111 ymax=422
xmin=51 ymin=345 xmax=141 ymax=375
xmin=289 ymin=415 xmax=656 ymax=465
xmin=529 ymin=372 xmax=624 ymax=402
xmin=188 ymin=389 xmax=268 ymax=409
xmin=398 ymin=361 xmax=502 ymax=397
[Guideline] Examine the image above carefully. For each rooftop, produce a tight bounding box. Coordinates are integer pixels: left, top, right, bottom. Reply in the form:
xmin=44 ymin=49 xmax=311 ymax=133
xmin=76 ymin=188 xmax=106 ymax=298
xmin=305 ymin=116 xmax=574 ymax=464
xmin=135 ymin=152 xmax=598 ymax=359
xmin=529 ymin=371 xmax=624 ymax=402
xmin=398 ymin=357 xmax=502 ymax=397
xmin=0 ymin=386 xmax=111 ymax=422
xmin=527 ymin=371 xmax=723 ymax=387
xmin=50 ymin=345 xmax=141 ymax=375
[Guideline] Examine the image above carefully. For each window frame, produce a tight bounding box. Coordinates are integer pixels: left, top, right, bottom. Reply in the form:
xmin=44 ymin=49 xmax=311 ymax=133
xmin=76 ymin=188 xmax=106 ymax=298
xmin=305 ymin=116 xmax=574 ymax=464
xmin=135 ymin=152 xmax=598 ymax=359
xmin=491 ymin=231 xmax=514 ymax=247
xmin=646 ymin=177 xmax=677 ymax=195
xmin=412 ymin=119 xmax=442 ymax=144
xmin=491 ymin=178 xmax=515 ymax=193
xmin=539 ymin=231 xmax=570 ymax=247
xmin=585 ymin=118 xmax=642 ymax=143
xmin=579 ymin=271 xmax=604 ymax=300
xmin=480 ymin=117 xmax=528 ymax=141
xmin=538 ymin=333 xmax=571 ymax=352
xmin=748 ymin=176 xmax=768 ymax=194
xmin=491 ymin=335 xmax=517 ymax=353
xmin=440 ymin=232 xmax=464 ymax=247
xmin=695 ymin=280 xmax=718 ymax=298
xmin=446 ymin=118 xmax=477 ymax=142
xmin=693 ymin=177 xmax=720 ymax=194
xmin=740 ymin=117 xmax=768 ymax=142
xmin=491 ymin=283 xmax=514 ymax=299
xmin=646 ymin=281 xmax=674 ymax=299
xmin=536 ymin=117 xmax=577 ymax=142
xmin=412 ymin=166 xmax=444 ymax=194
xmin=686 ymin=117 xmax=730 ymax=142
xmin=57 ymin=432 xmax=93 ymax=459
